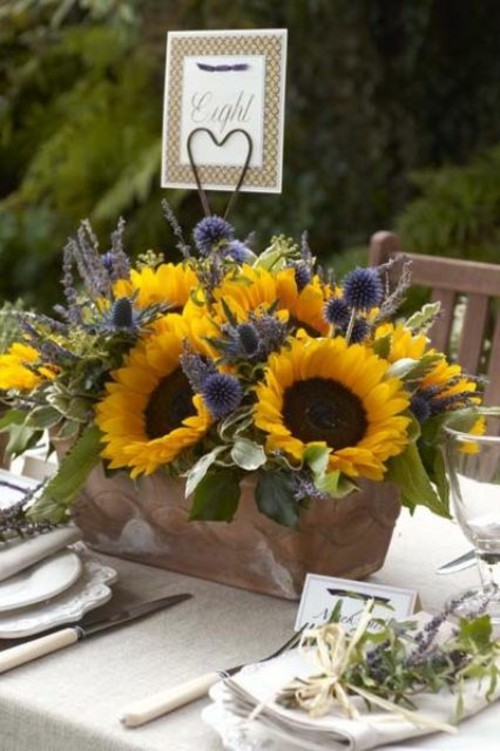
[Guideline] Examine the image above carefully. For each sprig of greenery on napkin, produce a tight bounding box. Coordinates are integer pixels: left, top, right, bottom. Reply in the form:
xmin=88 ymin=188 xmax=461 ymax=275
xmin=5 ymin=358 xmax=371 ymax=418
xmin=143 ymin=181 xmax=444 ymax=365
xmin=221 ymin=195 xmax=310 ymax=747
xmin=277 ymin=598 xmax=500 ymax=732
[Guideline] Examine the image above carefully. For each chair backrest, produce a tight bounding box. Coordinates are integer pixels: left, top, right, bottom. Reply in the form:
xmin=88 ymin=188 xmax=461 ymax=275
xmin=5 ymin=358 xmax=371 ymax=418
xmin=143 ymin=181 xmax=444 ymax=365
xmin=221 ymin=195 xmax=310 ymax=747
xmin=369 ymin=231 xmax=500 ymax=406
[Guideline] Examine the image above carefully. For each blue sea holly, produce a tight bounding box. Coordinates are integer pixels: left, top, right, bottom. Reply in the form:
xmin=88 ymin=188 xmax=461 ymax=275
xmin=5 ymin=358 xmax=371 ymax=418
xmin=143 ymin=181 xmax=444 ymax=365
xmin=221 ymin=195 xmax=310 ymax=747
xmin=324 ymin=297 xmax=351 ymax=327
xmin=223 ymin=240 xmax=254 ymax=264
xmin=349 ymin=318 xmax=371 ymax=344
xmin=193 ymin=216 xmax=234 ymax=256
xmin=201 ymin=372 xmax=243 ymax=418
xmin=343 ymin=267 xmax=384 ymax=311
xmin=110 ymin=297 xmax=134 ymax=328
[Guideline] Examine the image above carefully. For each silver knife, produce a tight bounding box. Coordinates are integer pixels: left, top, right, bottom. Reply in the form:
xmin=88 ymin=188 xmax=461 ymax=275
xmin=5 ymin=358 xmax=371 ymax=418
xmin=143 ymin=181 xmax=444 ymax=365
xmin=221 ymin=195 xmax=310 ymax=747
xmin=437 ymin=549 xmax=476 ymax=574
xmin=0 ymin=592 xmax=192 ymax=674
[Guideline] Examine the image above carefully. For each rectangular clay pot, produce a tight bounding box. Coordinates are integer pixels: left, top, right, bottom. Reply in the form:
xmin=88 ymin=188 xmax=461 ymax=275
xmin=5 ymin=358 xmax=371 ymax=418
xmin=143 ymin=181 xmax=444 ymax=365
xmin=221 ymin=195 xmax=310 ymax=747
xmin=72 ymin=466 xmax=401 ymax=599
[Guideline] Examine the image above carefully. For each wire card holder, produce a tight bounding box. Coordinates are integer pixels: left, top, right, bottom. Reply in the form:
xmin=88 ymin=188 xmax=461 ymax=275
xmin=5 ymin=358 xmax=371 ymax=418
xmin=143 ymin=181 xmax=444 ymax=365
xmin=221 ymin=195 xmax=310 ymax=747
xmin=186 ymin=127 xmax=253 ymax=220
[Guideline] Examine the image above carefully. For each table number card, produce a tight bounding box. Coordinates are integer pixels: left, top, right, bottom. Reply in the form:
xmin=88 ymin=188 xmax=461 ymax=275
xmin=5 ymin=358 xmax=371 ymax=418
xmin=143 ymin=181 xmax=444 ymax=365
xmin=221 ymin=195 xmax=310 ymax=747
xmin=295 ymin=574 xmax=420 ymax=632
xmin=162 ymin=29 xmax=287 ymax=193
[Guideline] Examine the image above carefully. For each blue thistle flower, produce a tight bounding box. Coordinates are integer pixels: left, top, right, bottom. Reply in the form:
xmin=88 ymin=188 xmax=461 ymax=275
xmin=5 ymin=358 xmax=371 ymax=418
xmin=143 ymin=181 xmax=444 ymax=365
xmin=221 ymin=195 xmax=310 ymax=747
xmin=237 ymin=323 xmax=260 ymax=355
xmin=410 ymin=380 xmax=481 ymax=425
xmin=220 ymin=314 xmax=287 ymax=363
xmin=410 ymin=393 xmax=433 ymax=424
xmin=324 ymin=297 xmax=350 ymax=327
xmin=111 ymin=297 xmax=134 ymax=328
xmin=343 ymin=267 xmax=384 ymax=311
xmin=223 ymin=240 xmax=253 ymax=264
xmin=349 ymin=318 xmax=371 ymax=344
xmin=193 ymin=216 xmax=234 ymax=256
xmin=254 ymin=314 xmax=287 ymax=356
xmin=201 ymin=373 xmax=243 ymax=418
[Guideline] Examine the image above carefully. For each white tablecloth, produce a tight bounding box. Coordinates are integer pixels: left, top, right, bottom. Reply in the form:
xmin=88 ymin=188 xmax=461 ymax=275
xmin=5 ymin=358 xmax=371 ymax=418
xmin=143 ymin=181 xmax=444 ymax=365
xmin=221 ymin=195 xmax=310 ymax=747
xmin=0 ymin=507 xmax=496 ymax=751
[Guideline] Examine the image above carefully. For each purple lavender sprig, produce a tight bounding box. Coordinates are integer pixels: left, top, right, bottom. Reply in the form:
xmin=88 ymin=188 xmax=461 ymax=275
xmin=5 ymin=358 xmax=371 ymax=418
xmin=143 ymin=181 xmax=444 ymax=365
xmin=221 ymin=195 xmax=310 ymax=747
xmin=162 ymin=199 xmax=191 ymax=259
xmin=0 ymin=483 xmax=58 ymax=541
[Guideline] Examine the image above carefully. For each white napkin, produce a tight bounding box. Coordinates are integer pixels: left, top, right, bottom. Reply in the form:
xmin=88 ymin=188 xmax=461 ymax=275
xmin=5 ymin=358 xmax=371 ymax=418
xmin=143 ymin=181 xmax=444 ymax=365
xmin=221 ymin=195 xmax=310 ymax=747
xmin=208 ymin=648 xmax=500 ymax=751
xmin=0 ymin=526 xmax=82 ymax=582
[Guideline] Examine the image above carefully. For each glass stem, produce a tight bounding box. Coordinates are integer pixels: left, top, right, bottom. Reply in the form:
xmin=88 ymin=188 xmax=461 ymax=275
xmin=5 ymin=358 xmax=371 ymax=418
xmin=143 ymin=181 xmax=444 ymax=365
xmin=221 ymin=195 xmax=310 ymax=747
xmin=476 ymin=551 xmax=500 ymax=599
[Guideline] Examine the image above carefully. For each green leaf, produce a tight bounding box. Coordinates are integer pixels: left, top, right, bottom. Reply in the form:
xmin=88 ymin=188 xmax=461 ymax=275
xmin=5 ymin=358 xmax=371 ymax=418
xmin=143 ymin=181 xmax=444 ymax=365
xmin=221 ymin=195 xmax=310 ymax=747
xmin=406 ymin=413 xmax=421 ymax=441
xmin=25 ymin=406 xmax=62 ymax=430
xmin=303 ymin=443 xmax=331 ymax=477
xmin=372 ymin=334 xmax=391 ymax=359
xmin=219 ymin=297 xmax=238 ymax=327
xmin=189 ymin=470 xmax=240 ymax=522
xmin=431 ymin=447 xmax=449 ymax=508
xmin=459 ymin=614 xmax=492 ymax=649
xmin=385 ymin=442 xmax=451 ymax=517
xmin=230 ymin=438 xmax=267 ymax=471
xmin=218 ymin=406 xmax=254 ymax=441
xmin=255 ymin=471 xmax=299 ymax=528
xmin=28 ymin=425 xmax=103 ymax=523
xmin=386 ymin=358 xmax=419 ymax=380
xmin=253 ymin=243 xmax=288 ymax=271
xmin=4 ymin=423 xmax=42 ymax=458
xmin=403 ymin=352 xmax=443 ymax=380
xmin=316 ymin=471 xmax=357 ymax=498
xmin=184 ymin=446 xmax=226 ymax=498
xmin=0 ymin=409 xmax=26 ymax=430
xmin=406 ymin=302 xmax=441 ymax=333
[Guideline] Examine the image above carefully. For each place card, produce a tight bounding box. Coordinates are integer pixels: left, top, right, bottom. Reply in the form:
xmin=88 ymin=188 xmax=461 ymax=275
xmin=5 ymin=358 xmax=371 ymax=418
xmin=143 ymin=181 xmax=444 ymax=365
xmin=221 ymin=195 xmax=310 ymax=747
xmin=161 ymin=29 xmax=287 ymax=193
xmin=295 ymin=574 xmax=420 ymax=632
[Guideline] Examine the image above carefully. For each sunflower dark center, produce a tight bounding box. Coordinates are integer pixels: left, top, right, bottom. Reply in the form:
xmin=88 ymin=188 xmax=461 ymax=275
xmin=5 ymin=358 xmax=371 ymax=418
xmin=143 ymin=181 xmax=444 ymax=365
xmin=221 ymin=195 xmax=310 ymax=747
xmin=144 ymin=368 xmax=195 ymax=439
xmin=282 ymin=377 xmax=368 ymax=449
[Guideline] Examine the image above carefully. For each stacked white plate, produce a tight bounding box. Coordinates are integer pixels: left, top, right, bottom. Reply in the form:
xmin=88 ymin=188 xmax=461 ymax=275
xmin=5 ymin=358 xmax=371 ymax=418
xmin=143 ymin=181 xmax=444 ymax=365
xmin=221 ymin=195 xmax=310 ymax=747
xmin=0 ymin=470 xmax=117 ymax=638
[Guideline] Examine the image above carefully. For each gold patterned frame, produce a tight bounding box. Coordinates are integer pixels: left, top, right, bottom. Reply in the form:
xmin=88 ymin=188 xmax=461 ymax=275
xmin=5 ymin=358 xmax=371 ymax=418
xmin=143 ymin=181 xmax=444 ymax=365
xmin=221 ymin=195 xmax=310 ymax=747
xmin=162 ymin=30 xmax=287 ymax=193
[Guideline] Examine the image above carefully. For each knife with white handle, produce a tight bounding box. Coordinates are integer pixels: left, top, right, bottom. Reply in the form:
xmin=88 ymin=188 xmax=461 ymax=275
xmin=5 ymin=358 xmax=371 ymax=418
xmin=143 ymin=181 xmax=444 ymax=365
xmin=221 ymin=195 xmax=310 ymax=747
xmin=0 ymin=593 xmax=192 ymax=674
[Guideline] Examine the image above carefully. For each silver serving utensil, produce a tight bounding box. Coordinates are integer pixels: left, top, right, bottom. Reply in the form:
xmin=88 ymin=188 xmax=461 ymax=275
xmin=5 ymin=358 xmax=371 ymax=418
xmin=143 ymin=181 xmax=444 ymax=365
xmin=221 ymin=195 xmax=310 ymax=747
xmin=437 ymin=549 xmax=476 ymax=574
xmin=120 ymin=624 xmax=306 ymax=728
xmin=0 ymin=592 xmax=192 ymax=674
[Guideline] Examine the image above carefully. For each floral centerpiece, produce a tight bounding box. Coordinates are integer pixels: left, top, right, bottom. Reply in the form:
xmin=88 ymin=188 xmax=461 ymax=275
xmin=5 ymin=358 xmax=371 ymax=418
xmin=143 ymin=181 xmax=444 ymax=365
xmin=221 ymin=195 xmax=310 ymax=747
xmin=0 ymin=205 xmax=482 ymax=594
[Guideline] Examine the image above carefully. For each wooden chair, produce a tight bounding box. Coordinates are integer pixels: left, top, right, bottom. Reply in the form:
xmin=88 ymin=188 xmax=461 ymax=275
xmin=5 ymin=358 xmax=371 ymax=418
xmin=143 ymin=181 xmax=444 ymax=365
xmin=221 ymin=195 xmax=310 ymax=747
xmin=369 ymin=231 xmax=500 ymax=406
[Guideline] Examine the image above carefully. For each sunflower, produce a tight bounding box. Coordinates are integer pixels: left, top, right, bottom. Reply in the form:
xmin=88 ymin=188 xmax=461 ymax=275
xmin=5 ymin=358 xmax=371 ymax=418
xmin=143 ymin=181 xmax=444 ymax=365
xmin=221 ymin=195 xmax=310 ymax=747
xmin=95 ymin=315 xmax=213 ymax=477
xmin=419 ymin=357 xmax=478 ymax=398
xmin=275 ymin=268 xmax=332 ymax=335
xmin=0 ymin=342 xmax=55 ymax=391
xmin=408 ymin=354 xmax=481 ymax=424
xmin=212 ymin=265 xmax=333 ymax=335
xmin=113 ymin=262 xmax=197 ymax=313
xmin=254 ymin=335 xmax=410 ymax=480
xmin=374 ymin=322 xmax=428 ymax=362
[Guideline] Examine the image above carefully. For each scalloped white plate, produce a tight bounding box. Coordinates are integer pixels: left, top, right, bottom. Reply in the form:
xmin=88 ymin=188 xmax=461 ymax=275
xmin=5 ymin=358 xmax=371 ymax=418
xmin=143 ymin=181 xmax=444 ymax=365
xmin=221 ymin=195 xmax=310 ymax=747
xmin=0 ymin=550 xmax=82 ymax=613
xmin=0 ymin=557 xmax=117 ymax=638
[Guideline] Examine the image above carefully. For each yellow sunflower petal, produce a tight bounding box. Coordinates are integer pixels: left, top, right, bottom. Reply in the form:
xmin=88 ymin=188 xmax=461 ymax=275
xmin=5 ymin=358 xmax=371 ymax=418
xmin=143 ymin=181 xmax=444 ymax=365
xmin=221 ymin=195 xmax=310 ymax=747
xmin=95 ymin=316 xmax=213 ymax=476
xmin=254 ymin=334 xmax=410 ymax=480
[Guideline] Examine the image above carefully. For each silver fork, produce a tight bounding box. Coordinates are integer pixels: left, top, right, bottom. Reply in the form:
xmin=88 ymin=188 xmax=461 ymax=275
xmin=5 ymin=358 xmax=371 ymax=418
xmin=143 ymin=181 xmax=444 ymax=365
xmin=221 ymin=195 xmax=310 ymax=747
xmin=119 ymin=625 xmax=306 ymax=728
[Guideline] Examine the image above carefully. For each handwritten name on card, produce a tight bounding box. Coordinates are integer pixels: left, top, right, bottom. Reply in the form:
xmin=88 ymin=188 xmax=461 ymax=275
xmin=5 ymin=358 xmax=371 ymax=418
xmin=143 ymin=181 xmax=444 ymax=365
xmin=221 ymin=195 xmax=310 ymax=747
xmin=295 ymin=574 xmax=419 ymax=633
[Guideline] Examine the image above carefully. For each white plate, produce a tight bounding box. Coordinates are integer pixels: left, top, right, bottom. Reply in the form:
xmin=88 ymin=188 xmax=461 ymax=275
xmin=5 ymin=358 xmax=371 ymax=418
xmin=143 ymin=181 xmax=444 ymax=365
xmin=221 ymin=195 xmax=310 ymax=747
xmin=0 ymin=550 xmax=82 ymax=613
xmin=0 ymin=557 xmax=117 ymax=638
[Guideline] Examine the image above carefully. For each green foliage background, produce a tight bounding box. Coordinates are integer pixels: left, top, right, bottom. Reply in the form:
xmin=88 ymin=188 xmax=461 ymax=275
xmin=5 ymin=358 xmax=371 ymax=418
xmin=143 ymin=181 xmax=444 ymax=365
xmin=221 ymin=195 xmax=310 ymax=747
xmin=1 ymin=0 xmax=500 ymax=312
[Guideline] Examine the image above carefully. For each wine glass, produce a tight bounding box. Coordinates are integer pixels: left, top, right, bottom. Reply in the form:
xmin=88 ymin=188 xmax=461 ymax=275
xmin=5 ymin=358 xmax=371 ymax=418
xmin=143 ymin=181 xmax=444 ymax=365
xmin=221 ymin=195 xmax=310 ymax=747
xmin=443 ymin=408 xmax=500 ymax=623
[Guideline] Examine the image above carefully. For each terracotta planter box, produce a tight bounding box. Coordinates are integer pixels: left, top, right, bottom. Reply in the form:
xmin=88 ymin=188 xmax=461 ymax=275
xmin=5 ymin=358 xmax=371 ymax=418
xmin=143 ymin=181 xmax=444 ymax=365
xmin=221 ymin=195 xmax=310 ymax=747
xmin=72 ymin=465 xmax=401 ymax=600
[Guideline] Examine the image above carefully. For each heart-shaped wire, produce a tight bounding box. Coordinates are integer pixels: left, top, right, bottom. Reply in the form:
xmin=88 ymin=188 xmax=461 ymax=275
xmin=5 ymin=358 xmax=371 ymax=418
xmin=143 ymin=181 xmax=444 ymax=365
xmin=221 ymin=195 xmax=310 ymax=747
xmin=186 ymin=127 xmax=253 ymax=219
